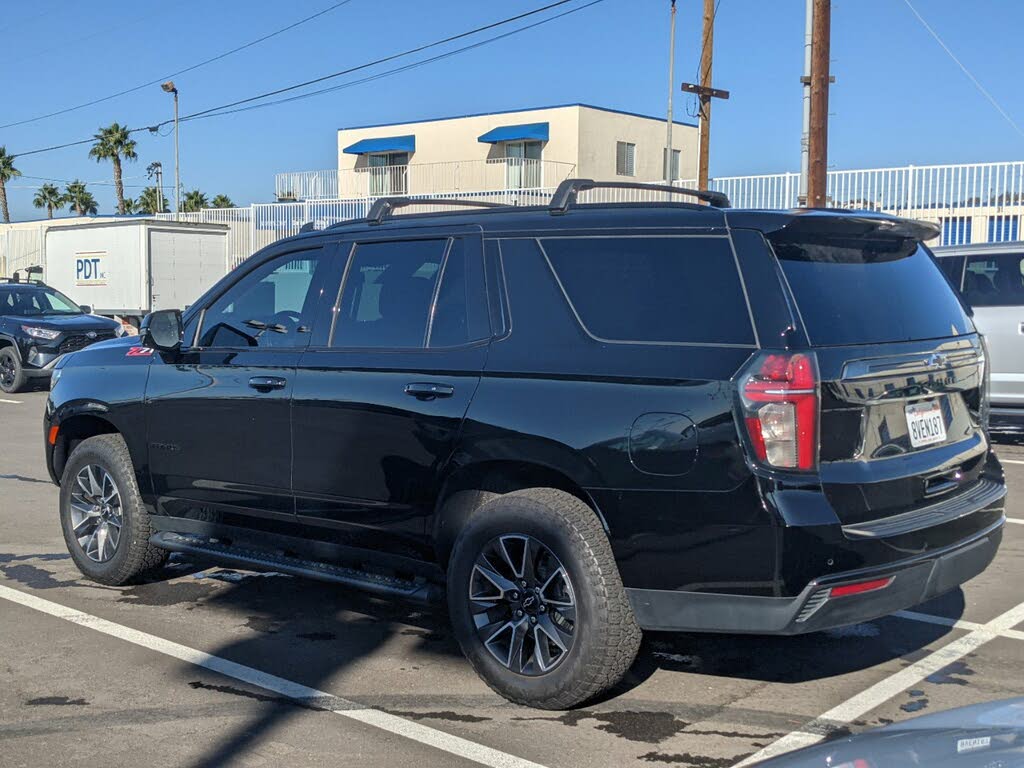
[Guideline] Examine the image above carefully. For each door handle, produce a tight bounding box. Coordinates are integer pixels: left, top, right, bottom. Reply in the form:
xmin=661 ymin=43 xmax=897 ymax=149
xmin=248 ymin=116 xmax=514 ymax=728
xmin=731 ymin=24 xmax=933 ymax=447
xmin=405 ymin=382 xmax=454 ymax=400
xmin=248 ymin=376 xmax=287 ymax=392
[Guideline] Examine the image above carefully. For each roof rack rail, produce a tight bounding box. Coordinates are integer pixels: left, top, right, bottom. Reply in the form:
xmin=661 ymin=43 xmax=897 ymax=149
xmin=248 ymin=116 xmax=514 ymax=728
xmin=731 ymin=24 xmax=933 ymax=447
xmin=356 ymin=196 xmax=509 ymax=226
xmin=548 ymin=179 xmax=731 ymax=214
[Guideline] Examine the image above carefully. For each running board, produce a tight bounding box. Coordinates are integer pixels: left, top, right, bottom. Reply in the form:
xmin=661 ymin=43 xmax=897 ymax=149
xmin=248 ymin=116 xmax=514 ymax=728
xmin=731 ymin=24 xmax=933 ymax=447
xmin=150 ymin=531 xmax=441 ymax=605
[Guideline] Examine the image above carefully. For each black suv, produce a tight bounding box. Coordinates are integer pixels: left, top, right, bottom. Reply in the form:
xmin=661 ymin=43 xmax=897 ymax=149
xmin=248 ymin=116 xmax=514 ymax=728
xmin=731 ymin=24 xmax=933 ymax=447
xmin=44 ymin=181 xmax=1006 ymax=709
xmin=0 ymin=276 xmax=121 ymax=393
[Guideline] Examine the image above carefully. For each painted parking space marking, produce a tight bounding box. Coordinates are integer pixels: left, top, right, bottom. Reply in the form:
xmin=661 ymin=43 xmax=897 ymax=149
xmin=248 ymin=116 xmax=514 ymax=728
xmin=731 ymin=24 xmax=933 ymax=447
xmin=0 ymin=583 xmax=549 ymax=768
xmin=999 ymin=458 xmax=1024 ymax=465
xmin=736 ymin=598 xmax=1024 ymax=766
xmin=1007 ymin=518 xmax=1024 ymax=525
xmin=0 ymin=398 xmax=22 ymax=404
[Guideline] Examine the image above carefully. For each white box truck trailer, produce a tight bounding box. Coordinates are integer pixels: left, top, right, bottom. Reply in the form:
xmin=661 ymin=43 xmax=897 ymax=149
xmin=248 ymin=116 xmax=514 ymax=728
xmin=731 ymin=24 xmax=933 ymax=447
xmin=43 ymin=219 xmax=230 ymax=326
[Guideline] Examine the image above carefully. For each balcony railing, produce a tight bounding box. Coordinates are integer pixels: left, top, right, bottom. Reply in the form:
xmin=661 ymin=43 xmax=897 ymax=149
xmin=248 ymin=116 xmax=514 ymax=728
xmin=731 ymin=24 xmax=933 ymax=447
xmin=276 ymin=158 xmax=576 ymax=201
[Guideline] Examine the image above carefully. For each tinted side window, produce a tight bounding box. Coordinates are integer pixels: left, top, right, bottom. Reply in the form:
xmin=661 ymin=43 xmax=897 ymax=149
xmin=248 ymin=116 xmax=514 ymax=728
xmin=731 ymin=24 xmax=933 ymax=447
xmin=333 ymin=239 xmax=446 ymax=348
xmin=963 ymin=253 xmax=1024 ymax=307
xmin=428 ymin=238 xmax=490 ymax=347
xmin=540 ymin=236 xmax=755 ymax=345
xmin=198 ymin=249 xmax=327 ymax=348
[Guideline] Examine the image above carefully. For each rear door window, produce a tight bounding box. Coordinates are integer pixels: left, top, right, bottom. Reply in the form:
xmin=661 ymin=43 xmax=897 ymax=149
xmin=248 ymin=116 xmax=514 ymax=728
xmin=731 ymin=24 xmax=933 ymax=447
xmin=962 ymin=252 xmax=1024 ymax=307
xmin=770 ymin=235 xmax=973 ymax=346
xmin=331 ymin=237 xmax=488 ymax=349
xmin=539 ymin=236 xmax=755 ymax=346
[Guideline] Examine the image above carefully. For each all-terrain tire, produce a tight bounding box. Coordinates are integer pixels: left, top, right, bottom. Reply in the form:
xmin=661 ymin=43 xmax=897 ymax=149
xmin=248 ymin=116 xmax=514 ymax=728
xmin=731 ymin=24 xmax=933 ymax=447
xmin=447 ymin=487 xmax=642 ymax=709
xmin=59 ymin=434 xmax=169 ymax=585
xmin=0 ymin=347 xmax=26 ymax=394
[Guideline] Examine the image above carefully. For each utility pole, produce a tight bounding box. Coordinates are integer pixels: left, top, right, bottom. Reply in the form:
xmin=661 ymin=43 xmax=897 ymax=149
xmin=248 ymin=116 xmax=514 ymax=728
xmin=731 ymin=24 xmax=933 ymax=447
xmin=665 ymin=0 xmax=677 ymax=184
xmin=697 ymin=0 xmax=715 ymax=190
xmin=681 ymin=0 xmax=728 ymax=194
xmin=798 ymin=0 xmax=813 ymax=205
xmin=807 ymin=0 xmax=831 ymax=207
xmin=146 ymin=162 xmax=164 ymax=213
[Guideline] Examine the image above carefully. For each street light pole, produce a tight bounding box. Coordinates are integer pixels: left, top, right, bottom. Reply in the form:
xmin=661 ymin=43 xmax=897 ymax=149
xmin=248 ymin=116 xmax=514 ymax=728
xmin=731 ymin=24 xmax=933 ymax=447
xmin=162 ymin=81 xmax=180 ymax=220
xmin=665 ymin=0 xmax=677 ymax=184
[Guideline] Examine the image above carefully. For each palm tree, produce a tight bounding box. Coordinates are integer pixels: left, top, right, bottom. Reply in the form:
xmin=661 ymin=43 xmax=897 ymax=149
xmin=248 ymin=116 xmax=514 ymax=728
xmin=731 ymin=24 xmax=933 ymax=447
xmin=182 ymin=189 xmax=208 ymax=213
xmin=88 ymin=123 xmax=137 ymax=215
xmin=122 ymin=196 xmax=138 ymax=214
xmin=211 ymin=194 xmax=234 ymax=209
xmin=0 ymin=147 xmax=21 ymax=223
xmin=65 ymin=181 xmax=98 ymax=216
xmin=32 ymin=183 xmax=65 ymax=219
xmin=137 ymin=185 xmax=168 ymax=214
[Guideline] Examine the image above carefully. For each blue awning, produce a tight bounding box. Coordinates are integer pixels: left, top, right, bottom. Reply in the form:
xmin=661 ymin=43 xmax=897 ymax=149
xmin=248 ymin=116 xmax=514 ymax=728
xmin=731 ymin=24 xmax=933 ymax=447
xmin=477 ymin=122 xmax=549 ymax=144
xmin=343 ymin=134 xmax=416 ymax=155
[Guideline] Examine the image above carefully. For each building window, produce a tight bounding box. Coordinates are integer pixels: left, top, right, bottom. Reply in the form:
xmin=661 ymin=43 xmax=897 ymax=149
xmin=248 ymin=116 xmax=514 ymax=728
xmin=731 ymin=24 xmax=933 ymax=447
xmin=941 ymin=216 xmax=972 ymax=247
xmin=368 ymin=151 xmax=409 ymax=196
xmin=616 ymin=142 xmax=636 ymax=177
xmin=663 ymin=148 xmax=681 ymax=181
xmin=504 ymin=140 xmax=543 ymax=189
xmin=988 ymin=215 xmax=1019 ymax=243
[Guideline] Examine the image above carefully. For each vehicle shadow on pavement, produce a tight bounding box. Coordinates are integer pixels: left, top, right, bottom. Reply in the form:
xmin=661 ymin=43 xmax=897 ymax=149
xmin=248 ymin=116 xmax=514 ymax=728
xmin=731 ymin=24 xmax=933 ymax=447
xmin=130 ymin=559 xmax=465 ymax=768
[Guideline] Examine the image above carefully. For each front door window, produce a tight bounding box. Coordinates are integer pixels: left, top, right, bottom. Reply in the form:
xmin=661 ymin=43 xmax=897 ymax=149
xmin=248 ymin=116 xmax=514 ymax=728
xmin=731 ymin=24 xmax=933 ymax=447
xmin=368 ymin=152 xmax=409 ymax=196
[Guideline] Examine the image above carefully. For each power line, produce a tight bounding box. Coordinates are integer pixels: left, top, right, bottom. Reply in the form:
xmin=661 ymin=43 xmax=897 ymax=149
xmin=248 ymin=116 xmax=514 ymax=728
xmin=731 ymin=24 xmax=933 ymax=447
xmin=9 ymin=0 xmax=601 ymax=158
xmin=184 ymin=0 xmax=608 ymax=123
xmin=902 ymin=0 xmax=1024 ymax=140
xmin=0 ymin=0 xmax=357 ymax=131
xmin=175 ymin=0 xmax=585 ymax=123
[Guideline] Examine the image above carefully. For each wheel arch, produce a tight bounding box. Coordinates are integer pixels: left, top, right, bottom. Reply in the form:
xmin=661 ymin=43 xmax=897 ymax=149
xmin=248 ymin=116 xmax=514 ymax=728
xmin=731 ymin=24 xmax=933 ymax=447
xmin=52 ymin=413 xmax=121 ymax=481
xmin=0 ymin=334 xmax=20 ymax=359
xmin=432 ymin=459 xmax=609 ymax=567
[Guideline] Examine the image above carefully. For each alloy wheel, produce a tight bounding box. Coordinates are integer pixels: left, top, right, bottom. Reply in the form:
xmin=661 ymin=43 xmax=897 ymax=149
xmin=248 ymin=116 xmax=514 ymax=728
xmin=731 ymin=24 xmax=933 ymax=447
xmin=69 ymin=465 xmax=123 ymax=563
xmin=468 ymin=534 xmax=577 ymax=675
xmin=0 ymin=356 xmax=15 ymax=390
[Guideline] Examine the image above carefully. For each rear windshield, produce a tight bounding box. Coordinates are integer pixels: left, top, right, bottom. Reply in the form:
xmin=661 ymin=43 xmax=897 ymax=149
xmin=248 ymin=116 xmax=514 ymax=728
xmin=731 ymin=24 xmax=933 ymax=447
xmin=770 ymin=236 xmax=973 ymax=346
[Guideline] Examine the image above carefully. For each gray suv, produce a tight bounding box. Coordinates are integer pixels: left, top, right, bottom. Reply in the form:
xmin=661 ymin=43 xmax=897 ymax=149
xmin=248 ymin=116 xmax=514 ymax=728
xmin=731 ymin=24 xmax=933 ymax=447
xmin=935 ymin=243 xmax=1024 ymax=423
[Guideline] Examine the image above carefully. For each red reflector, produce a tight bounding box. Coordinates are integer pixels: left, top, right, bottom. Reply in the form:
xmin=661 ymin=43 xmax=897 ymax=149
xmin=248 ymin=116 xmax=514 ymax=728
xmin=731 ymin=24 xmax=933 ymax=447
xmin=830 ymin=577 xmax=893 ymax=598
xmin=47 ymin=425 xmax=59 ymax=446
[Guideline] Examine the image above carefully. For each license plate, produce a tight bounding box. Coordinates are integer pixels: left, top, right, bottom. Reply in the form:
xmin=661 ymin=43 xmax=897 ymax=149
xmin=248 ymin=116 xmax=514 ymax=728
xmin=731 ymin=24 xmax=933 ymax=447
xmin=905 ymin=400 xmax=947 ymax=448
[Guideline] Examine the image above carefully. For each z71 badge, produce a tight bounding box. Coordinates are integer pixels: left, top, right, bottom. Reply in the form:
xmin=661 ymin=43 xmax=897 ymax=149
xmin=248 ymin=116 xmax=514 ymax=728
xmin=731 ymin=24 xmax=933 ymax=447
xmin=126 ymin=347 xmax=154 ymax=357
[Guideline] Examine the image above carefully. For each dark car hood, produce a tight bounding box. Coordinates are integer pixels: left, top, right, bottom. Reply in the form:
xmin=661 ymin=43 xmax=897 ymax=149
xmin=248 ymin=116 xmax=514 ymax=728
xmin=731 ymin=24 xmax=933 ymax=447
xmin=9 ymin=314 xmax=121 ymax=332
xmin=754 ymin=698 xmax=1024 ymax=768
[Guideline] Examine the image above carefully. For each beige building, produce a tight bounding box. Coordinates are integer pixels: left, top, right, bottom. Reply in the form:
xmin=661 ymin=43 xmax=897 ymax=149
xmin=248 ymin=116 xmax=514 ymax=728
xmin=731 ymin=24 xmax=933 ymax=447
xmin=289 ymin=104 xmax=698 ymax=200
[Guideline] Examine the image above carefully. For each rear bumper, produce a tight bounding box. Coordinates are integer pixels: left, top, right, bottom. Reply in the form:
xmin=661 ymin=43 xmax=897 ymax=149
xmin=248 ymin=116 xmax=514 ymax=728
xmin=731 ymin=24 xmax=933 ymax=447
xmin=627 ymin=515 xmax=1004 ymax=634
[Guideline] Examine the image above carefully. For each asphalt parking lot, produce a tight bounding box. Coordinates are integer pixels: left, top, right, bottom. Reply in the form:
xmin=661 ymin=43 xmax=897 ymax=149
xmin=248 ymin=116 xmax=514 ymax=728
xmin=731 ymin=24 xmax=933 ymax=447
xmin=3 ymin=390 xmax=1024 ymax=768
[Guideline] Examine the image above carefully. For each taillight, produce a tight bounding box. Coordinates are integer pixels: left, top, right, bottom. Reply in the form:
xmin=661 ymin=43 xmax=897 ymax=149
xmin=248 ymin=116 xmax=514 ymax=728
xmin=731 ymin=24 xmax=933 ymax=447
xmin=739 ymin=352 xmax=819 ymax=470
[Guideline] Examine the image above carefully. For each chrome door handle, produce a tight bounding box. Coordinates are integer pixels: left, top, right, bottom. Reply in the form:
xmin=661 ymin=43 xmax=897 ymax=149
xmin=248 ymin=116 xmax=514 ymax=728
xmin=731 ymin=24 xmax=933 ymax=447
xmin=405 ymin=382 xmax=454 ymax=400
xmin=248 ymin=376 xmax=287 ymax=391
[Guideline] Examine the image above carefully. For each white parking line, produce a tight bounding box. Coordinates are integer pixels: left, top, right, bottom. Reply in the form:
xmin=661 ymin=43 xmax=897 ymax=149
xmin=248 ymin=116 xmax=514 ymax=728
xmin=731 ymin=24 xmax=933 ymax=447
xmin=1007 ymin=518 xmax=1024 ymax=525
xmin=0 ymin=583 xmax=548 ymax=768
xmin=736 ymin=598 xmax=1024 ymax=766
xmin=999 ymin=458 xmax=1024 ymax=465
xmin=0 ymin=398 xmax=21 ymax=404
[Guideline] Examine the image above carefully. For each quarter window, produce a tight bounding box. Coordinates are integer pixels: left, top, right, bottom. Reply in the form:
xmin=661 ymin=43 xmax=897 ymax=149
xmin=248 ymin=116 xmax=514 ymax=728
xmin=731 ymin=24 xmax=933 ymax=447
xmin=540 ymin=236 xmax=754 ymax=345
xmin=197 ymin=249 xmax=328 ymax=348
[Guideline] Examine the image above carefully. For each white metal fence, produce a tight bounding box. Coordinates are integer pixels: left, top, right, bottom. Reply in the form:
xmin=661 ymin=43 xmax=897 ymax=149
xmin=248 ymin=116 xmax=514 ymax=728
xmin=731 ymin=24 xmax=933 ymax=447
xmin=276 ymin=159 xmax=576 ymax=201
xmin=7 ymin=161 xmax=1024 ymax=278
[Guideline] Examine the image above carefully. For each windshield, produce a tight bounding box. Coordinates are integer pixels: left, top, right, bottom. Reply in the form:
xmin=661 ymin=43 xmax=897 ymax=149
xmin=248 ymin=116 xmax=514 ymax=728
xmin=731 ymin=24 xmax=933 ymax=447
xmin=770 ymin=236 xmax=974 ymax=346
xmin=0 ymin=286 xmax=83 ymax=317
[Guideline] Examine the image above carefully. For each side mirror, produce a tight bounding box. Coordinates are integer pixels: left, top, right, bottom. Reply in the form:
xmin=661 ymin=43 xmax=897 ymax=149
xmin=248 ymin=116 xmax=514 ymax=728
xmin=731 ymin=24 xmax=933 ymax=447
xmin=79 ymin=305 xmax=92 ymax=314
xmin=140 ymin=309 xmax=183 ymax=352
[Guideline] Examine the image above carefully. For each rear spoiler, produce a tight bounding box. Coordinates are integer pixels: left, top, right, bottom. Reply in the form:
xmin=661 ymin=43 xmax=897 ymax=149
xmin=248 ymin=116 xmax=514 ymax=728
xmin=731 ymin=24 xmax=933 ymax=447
xmin=773 ymin=209 xmax=941 ymax=243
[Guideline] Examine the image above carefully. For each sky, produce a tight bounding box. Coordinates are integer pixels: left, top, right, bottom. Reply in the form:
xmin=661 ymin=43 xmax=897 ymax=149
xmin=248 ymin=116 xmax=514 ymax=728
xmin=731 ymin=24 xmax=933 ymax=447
xmin=1 ymin=0 xmax=1022 ymax=221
